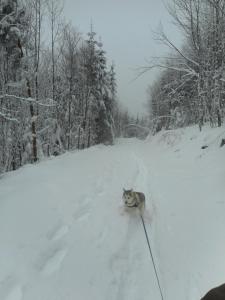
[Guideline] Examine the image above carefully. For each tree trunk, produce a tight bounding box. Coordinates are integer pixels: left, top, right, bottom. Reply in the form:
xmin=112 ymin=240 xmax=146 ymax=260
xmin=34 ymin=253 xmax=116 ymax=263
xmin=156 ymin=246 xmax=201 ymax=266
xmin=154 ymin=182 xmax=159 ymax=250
xmin=27 ymin=80 xmax=38 ymax=162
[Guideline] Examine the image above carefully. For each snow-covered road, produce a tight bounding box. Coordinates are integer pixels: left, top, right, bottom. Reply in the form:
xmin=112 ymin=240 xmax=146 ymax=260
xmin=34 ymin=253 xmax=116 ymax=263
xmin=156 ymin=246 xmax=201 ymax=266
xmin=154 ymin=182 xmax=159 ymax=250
xmin=0 ymin=126 xmax=225 ymax=300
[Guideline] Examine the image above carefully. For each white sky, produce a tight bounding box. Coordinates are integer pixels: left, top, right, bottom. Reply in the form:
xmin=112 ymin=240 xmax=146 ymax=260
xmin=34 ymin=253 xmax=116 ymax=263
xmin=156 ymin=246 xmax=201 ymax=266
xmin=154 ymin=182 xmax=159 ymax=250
xmin=64 ymin=0 xmax=182 ymax=116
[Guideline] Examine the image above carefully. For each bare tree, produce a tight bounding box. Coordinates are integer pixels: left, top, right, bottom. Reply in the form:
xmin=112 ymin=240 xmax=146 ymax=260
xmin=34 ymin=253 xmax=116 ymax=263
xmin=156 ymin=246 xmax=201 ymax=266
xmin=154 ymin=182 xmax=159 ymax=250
xmin=46 ymin=0 xmax=64 ymax=101
xmin=60 ymin=23 xmax=81 ymax=150
xmin=145 ymin=0 xmax=225 ymax=131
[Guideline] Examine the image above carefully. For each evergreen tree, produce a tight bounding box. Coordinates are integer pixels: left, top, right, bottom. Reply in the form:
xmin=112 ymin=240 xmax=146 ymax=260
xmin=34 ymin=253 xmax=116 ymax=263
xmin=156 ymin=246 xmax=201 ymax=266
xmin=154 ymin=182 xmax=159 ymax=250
xmin=95 ymin=41 xmax=114 ymax=145
xmin=0 ymin=7 xmax=118 ymax=174
xmin=0 ymin=0 xmax=27 ymax=171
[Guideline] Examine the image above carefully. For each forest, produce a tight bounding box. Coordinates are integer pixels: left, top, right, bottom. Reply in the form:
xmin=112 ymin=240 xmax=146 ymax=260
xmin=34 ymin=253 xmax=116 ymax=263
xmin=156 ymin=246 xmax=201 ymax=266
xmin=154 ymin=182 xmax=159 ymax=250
xmin=147 ymin=0 xmax=225 ymax=134
xmin=2 ymin=0 xmax=225 ymax=174
xmin=0 ymin=0 xmax=124 ymax=173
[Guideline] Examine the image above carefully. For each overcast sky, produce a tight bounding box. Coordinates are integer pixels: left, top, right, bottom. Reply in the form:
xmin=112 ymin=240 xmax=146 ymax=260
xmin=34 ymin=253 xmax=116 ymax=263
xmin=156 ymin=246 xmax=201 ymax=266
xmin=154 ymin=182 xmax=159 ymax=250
xmin=64 ymin=0 xmax=182 ymax=116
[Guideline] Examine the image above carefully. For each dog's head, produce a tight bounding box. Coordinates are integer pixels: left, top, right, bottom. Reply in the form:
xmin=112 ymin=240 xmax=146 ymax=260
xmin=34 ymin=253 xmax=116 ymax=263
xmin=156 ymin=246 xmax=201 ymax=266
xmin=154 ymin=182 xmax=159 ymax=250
xmin=123 ymin=189 xmax=134 ymax=206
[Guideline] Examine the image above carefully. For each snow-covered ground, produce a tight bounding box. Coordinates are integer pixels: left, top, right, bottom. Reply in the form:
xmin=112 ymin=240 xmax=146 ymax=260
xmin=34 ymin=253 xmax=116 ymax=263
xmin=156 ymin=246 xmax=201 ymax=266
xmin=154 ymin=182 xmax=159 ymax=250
xmin=0 ymin=125 xmax=225 ymax=300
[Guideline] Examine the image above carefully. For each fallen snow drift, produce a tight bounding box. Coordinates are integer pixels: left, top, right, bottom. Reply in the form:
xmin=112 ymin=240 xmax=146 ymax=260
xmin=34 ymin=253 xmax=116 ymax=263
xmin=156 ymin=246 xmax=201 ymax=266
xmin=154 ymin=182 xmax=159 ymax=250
xmin=0 ymin=125 xmax=225 ymax=300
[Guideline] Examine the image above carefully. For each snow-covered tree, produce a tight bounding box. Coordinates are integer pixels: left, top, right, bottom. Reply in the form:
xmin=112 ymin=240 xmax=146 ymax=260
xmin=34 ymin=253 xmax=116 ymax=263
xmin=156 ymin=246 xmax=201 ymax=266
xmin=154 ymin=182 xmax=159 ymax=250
xmin=146 ymin=0 xmax=225 ymax=132
xmin=0 ymin=5 xmax=118 ymax=174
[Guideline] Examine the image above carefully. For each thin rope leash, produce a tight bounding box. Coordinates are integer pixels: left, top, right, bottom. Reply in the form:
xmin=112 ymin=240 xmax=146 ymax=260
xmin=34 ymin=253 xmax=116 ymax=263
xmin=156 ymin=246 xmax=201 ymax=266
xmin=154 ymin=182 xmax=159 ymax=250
xmin=140 ymin=214 xmax=164 ymax=300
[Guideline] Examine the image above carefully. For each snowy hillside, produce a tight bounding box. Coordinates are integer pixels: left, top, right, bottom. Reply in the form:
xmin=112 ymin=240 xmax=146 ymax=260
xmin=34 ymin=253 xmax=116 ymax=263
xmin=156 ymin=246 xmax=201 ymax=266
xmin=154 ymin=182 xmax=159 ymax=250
xmin=0 ymin=125 xmax=225 ymax=300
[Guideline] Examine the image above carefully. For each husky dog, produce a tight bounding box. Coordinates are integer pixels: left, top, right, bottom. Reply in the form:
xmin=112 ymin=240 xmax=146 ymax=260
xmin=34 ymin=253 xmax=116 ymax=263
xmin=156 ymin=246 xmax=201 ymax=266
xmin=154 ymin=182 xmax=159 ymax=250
xmin=123 ymin=189 xmax=145 ymax=215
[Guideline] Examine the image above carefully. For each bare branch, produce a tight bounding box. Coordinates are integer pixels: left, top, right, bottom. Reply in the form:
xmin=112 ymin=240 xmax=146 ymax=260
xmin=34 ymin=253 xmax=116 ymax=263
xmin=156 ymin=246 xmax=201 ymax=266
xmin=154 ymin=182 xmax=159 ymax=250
xmin=0 ymin=111 xmax=19 ymax=123
xmin=0 ymin=94 xmax=56 ymax=107
xmin=156 ymin=27 xmax=199 ymax=67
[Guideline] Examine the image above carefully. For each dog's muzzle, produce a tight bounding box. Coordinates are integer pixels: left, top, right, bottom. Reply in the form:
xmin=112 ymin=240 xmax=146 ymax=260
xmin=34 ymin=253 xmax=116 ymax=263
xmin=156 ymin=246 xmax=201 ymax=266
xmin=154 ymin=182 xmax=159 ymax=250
xmin=125 ymin=201 xmax=138 ymax=208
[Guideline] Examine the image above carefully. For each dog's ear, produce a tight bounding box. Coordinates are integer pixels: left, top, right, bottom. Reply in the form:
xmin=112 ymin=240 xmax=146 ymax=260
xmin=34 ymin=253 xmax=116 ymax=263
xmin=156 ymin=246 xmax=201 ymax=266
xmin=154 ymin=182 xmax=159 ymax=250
xmin=131 ymin=188 xmax=133 ymax=192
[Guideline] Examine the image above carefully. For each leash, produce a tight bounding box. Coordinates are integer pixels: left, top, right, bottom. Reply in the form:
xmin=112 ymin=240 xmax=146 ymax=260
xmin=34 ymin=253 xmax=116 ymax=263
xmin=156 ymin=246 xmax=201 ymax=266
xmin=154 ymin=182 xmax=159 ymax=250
xmin=140 ymin=215 xmax=164 ymax=300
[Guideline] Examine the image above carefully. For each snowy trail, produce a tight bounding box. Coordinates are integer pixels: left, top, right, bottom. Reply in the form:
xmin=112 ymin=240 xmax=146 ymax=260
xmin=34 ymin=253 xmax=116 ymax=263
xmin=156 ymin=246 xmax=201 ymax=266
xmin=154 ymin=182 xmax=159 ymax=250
xmin=88 ymin=146 xmax=160 ymax=300
xmin=0 ymin=141 xmax=159 ymax=300
xmin=0 ymin=126 xmax=225 ymax=300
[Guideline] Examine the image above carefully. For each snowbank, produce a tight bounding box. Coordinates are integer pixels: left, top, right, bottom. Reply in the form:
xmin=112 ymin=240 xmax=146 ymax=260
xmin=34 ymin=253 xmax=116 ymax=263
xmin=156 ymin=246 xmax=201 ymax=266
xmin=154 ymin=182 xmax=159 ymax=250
xmin=0 ymin=125 xmax=224 ymax=300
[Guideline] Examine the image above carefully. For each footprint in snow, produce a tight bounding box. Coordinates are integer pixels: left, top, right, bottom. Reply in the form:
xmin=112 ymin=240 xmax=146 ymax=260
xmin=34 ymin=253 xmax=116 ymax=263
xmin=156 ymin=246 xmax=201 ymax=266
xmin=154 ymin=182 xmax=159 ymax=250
xmin=96 ymin=227 xmax=109 ymax=248
xmin=37 ymin=221 xmax=69 ymax=277
xmin=95 ymin=178 xmax=105 ymax=195
xmin=40 ymin=247 xmax=68 ymax=276
xmin=4 ymin=285 xmax=23 ymax=300
xmin=47 ymin=223 xmax=69 ymax=241
xmin=0 ymin=277 xmax=23 ymax=300
xmin=73 ymin=197 xmax=91 ymax=222
xmin=73 ymin=209 xmax=90 ymax=222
